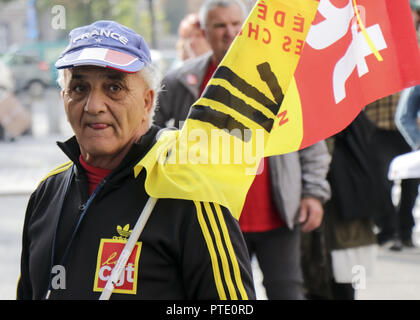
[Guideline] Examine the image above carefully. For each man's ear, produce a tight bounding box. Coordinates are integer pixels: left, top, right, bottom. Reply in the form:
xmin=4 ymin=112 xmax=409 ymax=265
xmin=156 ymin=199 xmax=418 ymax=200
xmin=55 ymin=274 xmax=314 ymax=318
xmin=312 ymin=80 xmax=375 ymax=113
xmin=143 ymin=89 xmax=155 ymax=115
xmin=140 ymin=89 xmax=155 ymax=129
xmin=61 ymin=89 xmax=71 ymax=122
xmin=60 ymin=69 xmax=70 ymax=100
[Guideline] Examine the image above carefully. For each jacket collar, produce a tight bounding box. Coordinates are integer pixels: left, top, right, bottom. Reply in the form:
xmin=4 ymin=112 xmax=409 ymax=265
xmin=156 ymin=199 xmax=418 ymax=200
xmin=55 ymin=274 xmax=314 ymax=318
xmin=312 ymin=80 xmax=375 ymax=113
xmin=176 ymin=51 xmax=213 ymax=99
xmin=57 ymin=125 xmax=161 ymax=178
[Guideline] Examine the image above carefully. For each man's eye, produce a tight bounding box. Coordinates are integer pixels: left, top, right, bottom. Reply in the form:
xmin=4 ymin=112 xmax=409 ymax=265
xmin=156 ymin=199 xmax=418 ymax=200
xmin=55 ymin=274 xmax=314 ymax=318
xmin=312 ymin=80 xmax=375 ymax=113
xmin=109 ymin=85 xmax=121 ymax=93
xmin=72 ymin=85 xmax=86 ymax=93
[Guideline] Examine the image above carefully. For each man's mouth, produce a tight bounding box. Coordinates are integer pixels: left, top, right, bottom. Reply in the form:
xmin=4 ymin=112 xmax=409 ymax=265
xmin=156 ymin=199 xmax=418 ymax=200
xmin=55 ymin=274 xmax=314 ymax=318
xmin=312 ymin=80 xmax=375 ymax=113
xmin=88 ymin=123 xmax=111 ymax=130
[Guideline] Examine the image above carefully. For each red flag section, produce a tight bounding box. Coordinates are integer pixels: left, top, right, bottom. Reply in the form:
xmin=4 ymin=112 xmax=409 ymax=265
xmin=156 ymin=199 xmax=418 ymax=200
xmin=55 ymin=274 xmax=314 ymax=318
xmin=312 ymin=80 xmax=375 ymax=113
xmin=296 ymin=0 xmax=420 ymax=149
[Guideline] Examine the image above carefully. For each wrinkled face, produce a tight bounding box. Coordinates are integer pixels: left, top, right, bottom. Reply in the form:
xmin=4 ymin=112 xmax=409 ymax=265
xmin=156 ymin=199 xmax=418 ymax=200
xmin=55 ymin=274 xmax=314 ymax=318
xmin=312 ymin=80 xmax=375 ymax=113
xmin=204 ymin=4 xmax=244 ymax=64
xmin=62 ymin=66 xmax=154 ymax=166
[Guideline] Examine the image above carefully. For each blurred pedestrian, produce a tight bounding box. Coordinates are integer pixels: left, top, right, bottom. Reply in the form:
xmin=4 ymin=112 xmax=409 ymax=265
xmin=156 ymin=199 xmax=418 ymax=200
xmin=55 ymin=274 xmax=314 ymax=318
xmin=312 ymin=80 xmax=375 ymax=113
xmin=239 ymin=142 xmax=331 ymax=300
xmin=301 ymin=112 xmax=378 ymax=300
xmin=176 ymin=13 xmax=211 ymax=62
xmin=0 ymin=60 xmax=31 ymax=141
xmin=395 ymin=0 xmax=420 ymax=153
xmin=395 ymin=85 xmax=420 ymax=151
xmin=364 ymin=93 xmax=419 ymax=249
xmin=17 ymin=20 xmax=255 ymax=300
xmin=154 ymin=0 xmax=246 ymax=128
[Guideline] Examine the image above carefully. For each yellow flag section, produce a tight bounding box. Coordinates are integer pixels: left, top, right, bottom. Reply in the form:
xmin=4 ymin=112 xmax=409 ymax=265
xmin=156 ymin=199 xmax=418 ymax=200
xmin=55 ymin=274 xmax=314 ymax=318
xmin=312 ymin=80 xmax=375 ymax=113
xmin=134 ymin=0 xmax=319 ymax=220
xmin=264 ymin=76 xmax=304 ymax=157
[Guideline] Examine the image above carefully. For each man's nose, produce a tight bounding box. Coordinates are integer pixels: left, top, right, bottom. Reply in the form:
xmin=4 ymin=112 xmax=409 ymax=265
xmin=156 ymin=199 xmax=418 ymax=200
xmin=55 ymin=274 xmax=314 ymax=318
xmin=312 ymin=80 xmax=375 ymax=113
xmin=85 ymin=88 xmax=107 ymax=114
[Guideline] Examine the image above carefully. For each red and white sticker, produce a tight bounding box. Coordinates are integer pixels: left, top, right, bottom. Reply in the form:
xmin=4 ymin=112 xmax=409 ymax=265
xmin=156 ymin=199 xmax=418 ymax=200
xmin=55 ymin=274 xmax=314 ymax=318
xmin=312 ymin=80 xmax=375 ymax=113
xmin=93 ymin=238 xmax=142 ymax=295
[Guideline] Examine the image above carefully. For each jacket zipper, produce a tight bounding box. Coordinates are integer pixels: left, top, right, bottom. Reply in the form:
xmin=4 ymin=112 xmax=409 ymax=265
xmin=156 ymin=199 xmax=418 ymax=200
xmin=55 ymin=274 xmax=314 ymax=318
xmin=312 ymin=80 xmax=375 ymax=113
xmin=45 ymin=177 xmax=107 ymax=299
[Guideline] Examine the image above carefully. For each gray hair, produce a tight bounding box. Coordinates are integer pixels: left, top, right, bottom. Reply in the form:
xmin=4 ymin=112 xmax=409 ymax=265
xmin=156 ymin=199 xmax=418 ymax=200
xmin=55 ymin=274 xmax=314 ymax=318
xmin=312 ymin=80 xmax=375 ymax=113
xmin=198 ymin=0 xmax=247 ymax=29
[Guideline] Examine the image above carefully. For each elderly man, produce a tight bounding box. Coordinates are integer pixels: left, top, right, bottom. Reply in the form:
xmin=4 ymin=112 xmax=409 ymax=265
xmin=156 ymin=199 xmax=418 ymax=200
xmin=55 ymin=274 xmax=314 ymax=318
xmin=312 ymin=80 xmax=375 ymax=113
xmin=17 ymin=20 xmax=255 ymax=300
xmin=154 ymin=0 xmax=246 ymax=128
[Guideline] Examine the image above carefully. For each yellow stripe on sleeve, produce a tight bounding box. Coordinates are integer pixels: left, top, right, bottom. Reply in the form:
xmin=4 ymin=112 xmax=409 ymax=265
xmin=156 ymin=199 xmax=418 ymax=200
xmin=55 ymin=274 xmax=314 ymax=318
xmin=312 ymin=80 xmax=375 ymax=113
xmin=213 ymin=203 xmax=249 ymax=300
xmin=203 ymin=202 xmax=238 ymax=300
xmin=38 ymin=161 xmax=73 ymax=185
xmin=194 ymin=201 xmax=227 ymax=300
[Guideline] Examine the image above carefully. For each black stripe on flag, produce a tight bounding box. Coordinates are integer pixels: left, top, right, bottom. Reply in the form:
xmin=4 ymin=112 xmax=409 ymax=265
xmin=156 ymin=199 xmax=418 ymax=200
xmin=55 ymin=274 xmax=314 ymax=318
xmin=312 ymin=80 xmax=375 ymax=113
xmin=212 ymin=66 xmax=279 ymax=116
xmin=189 ymin=105 xmax=251 ymax=142
xmin=257 ymin=62 xmax=284 ymax=106
xmin=201 ymin=84 xmax=274 ymax=132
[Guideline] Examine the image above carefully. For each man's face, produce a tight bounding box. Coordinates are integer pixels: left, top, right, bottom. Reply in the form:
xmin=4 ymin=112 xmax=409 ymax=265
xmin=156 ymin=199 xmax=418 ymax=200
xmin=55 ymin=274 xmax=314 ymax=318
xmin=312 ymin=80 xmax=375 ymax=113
xmin=62 ymin=66 xmax=154 ymax=167
xmin=204 ymin=4 xmax=244 ymax=64
xmin=185 ymin=28 xmax=211 ymax=58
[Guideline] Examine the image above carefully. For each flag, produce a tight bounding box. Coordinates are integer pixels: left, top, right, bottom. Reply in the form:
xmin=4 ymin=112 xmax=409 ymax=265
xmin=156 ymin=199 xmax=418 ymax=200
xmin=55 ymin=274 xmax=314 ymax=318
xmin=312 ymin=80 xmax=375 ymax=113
xmin=265 ymin=0 xmax=420 ymax=156
xmin=135 ymin=0 xmax=420 ymax=220
xmin=135 ymin=0 xmax=319 ymax=219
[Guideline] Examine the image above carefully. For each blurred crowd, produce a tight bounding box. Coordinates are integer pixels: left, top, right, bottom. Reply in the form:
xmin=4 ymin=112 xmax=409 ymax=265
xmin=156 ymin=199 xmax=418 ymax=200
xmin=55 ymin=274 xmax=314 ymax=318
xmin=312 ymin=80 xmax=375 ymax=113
xmin=153 ymin=0 xmax=420 ymax=300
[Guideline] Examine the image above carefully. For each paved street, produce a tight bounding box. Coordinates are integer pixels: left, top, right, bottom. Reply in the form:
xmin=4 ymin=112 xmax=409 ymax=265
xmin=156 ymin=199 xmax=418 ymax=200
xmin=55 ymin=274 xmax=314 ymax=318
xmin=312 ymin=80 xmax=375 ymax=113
xmin=0 ymin=194 xmax=27 ymax=299
xmin=357 ymin=243 xmax=420 ymax=299
xmin=1 ymin=89 xmax=420 ymax=300
xmin=253 ymin=210 xmax=420 ymax=300
xmin=0 ymin=136 xmax=69 ymax=195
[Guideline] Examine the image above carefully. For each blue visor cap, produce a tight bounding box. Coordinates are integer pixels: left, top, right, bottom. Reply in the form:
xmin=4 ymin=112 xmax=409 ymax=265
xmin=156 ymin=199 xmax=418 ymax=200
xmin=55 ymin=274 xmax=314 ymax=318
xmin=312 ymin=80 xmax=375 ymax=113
xmin=55 ymin=20 xmax=151 ymax=73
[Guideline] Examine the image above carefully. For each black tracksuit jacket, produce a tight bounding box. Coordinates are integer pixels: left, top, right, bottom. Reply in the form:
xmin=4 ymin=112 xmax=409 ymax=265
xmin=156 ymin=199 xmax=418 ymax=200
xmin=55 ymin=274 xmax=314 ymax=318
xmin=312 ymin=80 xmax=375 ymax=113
xmin=17 ymin=125 xmax=255 ymax=300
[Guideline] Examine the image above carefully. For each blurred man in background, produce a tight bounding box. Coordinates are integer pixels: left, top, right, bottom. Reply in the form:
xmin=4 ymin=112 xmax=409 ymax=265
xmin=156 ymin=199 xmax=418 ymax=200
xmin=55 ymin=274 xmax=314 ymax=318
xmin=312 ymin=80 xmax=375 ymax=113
xmin=154 ymin=0 xmax=246 ymax=128
xmin=176 ymin=13 xmax=211 ymax=62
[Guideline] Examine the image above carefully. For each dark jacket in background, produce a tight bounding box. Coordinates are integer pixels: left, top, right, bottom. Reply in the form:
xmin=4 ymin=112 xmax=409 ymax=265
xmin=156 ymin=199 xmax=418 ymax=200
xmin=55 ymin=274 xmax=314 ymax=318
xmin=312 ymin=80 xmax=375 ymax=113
xmin=328 ymin=111 xmax=378 ymax=221
xmin=155 ymin=52 xmax=212 ymax=128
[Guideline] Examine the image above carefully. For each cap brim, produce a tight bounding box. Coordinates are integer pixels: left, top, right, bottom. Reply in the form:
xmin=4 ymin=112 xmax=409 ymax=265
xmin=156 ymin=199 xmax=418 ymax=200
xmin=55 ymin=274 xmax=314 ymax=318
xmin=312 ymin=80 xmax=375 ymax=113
xmin=55 ymin=47 xmax=145 ymax=73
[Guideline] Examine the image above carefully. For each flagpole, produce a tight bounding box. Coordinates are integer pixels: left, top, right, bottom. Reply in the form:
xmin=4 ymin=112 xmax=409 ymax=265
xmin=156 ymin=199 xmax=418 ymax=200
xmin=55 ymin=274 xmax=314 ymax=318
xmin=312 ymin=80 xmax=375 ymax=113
xmin=99 ymin=196 xmax=158 ymax=300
